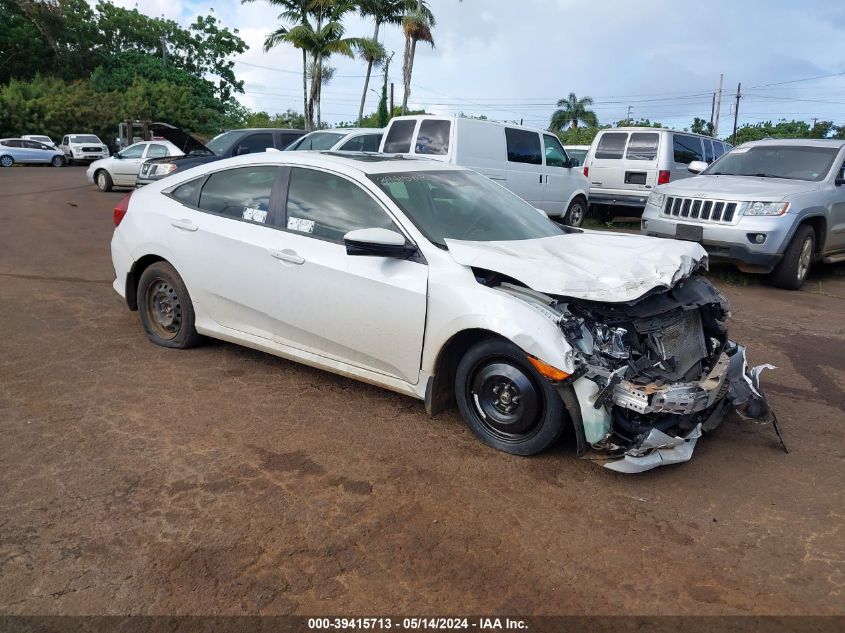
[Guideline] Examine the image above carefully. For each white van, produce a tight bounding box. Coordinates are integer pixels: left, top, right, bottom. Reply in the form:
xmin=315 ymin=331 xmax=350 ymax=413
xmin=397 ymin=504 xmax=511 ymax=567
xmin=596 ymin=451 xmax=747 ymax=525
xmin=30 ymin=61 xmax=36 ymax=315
xmin=379 ymin=115 xmax=591 ymax=226
xmin=583 ymin=127 xmax=731 ymax=215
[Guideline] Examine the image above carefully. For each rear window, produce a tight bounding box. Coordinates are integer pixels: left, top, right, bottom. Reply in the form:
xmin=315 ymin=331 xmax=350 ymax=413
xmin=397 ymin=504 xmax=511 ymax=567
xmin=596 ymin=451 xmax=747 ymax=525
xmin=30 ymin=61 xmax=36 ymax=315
xmin=504 ymin=128 xmax=542 ymax=165
xmin=595 ymin=132 xmax=627 ymax=159
xmin=625 ymin=132 xmax=658 ymax=161
xmin=673 ymin=134 xmax=703 ymax=163
xmin=415 ymin=120 xmax=451 ymax=155
xmin=383 ymin=120 xmax=416 ymax=153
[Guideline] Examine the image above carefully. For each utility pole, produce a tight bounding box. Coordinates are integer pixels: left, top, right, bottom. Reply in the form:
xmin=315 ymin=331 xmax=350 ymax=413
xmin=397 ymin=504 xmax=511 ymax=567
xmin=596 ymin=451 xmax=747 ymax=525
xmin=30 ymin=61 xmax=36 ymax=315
xmin=389 ymin=82 xmax=394 ymax=116
xmin=731 ymin=82 xmax=742 ymax=145
xmin=713 ymin=73 xmax=723 ymax=137
xmin=709 ymin=92 xmax=716 ymax=135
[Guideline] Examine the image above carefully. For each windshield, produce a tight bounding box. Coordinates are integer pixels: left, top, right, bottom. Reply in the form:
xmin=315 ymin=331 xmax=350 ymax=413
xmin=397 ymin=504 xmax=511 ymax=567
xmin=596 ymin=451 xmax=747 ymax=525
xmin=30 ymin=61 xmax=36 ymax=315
xmin=288 ymin=132 xmax=345 ymax=151
xmin=704 ymin=145 xmax=840 ymax=181
xmin=205 ymin=131 xmax=243 ymax=155
xmin=370 ymin=170 xmax=564 ymax=247
xmin=70 ymin=135 xmax=101 ymax=144
xmin=566 ymin=148 xmax=588 ymax=165
xmin=31 ymin=136 xmax=51 ymax=143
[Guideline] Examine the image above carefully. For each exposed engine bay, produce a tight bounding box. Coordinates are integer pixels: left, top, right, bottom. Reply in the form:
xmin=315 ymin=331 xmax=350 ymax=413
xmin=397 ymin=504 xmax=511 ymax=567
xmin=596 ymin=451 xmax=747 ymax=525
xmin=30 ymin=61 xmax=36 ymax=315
xmin=486 ymin=273 xmax=784 ymax=473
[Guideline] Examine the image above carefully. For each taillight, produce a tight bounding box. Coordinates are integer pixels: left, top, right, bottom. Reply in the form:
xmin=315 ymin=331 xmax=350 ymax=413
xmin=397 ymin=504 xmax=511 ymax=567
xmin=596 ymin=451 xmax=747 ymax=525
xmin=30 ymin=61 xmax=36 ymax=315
xmin=583 ymin=166 xmax=589 ymax=178
xmin=657 ymin=170 xmax=670 ymax=185
xmin=114 ymin=193 xmax=132 ymax=227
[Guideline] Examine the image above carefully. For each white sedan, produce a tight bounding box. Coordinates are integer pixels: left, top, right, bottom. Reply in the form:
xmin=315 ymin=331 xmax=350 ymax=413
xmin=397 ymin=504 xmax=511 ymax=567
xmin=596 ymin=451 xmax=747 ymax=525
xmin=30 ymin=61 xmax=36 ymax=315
xmin=110 ymin=152 xmax=777 ymax=471
xmin=87 ymin=140 xmax=183 ymax=191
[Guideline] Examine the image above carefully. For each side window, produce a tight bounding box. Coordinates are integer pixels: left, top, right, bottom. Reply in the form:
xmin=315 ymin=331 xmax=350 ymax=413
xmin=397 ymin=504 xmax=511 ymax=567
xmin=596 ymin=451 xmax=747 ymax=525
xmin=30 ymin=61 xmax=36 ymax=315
xmin=505 ymin=128 xmax=542 ymax=165
xmin=170 ymin=177 xmax=203 ymax=206
xmin=673 ymin=134 xmax=703 ymax=164
xmin=62 ymin=136 xmax=69 ymax=146
xmin=6 ymin=140 xmax=22 ymax=148
xmin=23 ymin=141 xmax=42 ymax=149
xmin=286 ymin=167 xmax=397 ymax=242
xmin=359 ymin=134 xmax=382 ymax=152
xmin=713 ymin=141 xmax=724 ymax=159
xmin=594 ymin=132 xmax=627 ymax=159
xmin=383 ymin=120 xmax=416 ymax=153
xmin=704 ymin=139 xmax=715 ymax=162
xmin=121 ymin=144 xmax=145 ymax=158
xmin=542 ymin=134 xmax=567 ymax=168
xmin=416 ymin=120 xmax=451 ymax=155
xmin=198 ymin=166 xmax=279 ymax=224
xmin=234 ymin=133 xmax=273 ymax=156
xmin=146 ymin=144 xmax=169 ymax=158
xmin=625 ymin=133 xmax=659 ymax=160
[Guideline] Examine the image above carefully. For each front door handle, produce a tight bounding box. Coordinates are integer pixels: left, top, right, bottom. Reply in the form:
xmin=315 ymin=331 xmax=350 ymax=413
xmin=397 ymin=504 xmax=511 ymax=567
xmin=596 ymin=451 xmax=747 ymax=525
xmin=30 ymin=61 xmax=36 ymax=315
xmin=270 ymin=249 xmax=305 ymax=265
xmin=171 ymin=219 xmax=198 ymax=232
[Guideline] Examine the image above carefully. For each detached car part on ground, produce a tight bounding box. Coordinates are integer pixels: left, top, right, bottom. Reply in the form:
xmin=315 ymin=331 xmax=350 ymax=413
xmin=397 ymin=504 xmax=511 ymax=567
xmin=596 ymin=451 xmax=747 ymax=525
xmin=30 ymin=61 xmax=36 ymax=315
xmin=110 ymin=153 xmax=784 ymax=473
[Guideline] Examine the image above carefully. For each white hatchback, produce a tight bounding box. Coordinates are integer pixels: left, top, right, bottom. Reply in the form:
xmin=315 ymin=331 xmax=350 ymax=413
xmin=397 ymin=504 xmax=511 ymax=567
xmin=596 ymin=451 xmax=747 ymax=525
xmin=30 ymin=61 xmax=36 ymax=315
xmin=110 ymin=152 xmax=777 ymax=472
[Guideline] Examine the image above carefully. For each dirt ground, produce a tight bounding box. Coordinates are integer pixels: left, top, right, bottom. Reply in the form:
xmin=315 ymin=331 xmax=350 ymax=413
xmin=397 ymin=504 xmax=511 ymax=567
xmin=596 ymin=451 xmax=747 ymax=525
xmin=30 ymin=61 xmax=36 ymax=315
xmin=1 ymin=166 xmax=844 ymax=616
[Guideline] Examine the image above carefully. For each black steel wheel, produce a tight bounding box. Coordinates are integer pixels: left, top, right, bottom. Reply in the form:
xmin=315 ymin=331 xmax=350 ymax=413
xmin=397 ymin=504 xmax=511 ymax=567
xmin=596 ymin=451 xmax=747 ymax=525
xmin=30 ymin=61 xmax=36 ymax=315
xmin=137 ymin=261 xmax=202 ymax=349
xmin=455 ymin=338 xmax=566 ymax=455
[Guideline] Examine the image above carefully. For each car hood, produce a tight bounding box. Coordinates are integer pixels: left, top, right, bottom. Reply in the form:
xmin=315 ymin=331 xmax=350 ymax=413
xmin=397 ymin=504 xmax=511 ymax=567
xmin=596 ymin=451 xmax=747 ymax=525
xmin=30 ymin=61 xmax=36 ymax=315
xmin=148 ymin=123 xmax=210 ymax=155
xmin=445 ymin=231 xmax=707 ymax=302
xmin=661 ymin=174 xmax=820 ymax=200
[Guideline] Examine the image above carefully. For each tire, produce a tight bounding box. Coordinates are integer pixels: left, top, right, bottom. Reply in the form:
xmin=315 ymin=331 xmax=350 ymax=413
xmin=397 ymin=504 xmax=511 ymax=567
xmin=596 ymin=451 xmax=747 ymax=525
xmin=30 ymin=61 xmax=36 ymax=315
xmin=136 ymin=261 xmax=202 ymax=349
xmin=51 ymin=155 xmax=65 ymax=167
xmin=563 ymin=196 xmax=587 ymax=228
xmin=769 ymin=225 xmax=815 ymax=290
xmin=455 ymin=338 xmax=566 ymax=456
xmin=0 ymin=155 xmax=14 ymax=168
xmin=96 ymin=169 xmax=113 ymax=192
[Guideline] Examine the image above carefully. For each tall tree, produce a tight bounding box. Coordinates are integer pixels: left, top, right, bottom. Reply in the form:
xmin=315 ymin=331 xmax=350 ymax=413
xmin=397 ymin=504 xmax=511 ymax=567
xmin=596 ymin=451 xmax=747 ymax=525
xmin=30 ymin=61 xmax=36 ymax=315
xmin=549 ymin=93 xmax=598 ymax=131
xmin=356 ymin=0 xmax=404 ymax=126
xmin=400 ymin=0 xmax=434 ymax=115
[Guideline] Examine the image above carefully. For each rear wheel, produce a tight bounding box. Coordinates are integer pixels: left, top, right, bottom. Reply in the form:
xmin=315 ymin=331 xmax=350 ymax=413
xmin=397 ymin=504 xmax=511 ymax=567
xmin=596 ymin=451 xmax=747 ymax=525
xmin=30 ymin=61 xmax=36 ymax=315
xmin=769 ymin=225 xmax=815 ymax=290
xmin=0 ymin=155 xmax=13 ymax=168
xmin=96 ymin=170 xmax=113 ymax=192
xmin=563 ymin=196 xmax=587 ymax=228
xmin=455 ymin=338 xmax=565 ymax=455
xmin=137 ymin=262 xmax=202 ymax=349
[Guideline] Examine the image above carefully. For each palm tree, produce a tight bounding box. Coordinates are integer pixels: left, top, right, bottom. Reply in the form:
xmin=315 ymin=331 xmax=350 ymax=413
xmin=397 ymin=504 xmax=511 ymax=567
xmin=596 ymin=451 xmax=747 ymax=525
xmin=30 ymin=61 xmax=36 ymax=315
xmin=356 ymin=0 xmax=405 ymax=126
xmin=400 ymin=1 xmax=435 ymax=115
xmin=356 ymin=37 xmax=387 ymax=125
xmin=306 ymin=16 xmax=363 ymax=128
xmin=549 ymin=93 xmax=598 ymax=131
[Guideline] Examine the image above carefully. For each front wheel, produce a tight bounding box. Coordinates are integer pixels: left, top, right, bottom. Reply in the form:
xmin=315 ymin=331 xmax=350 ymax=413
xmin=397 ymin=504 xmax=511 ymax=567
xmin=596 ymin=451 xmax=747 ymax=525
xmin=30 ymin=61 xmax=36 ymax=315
xmin=769 ymin=225 xmax=815 ymax=290
xmin=137 ymin=262 xmax=202 ymax=349
xmin=455 ymin=339 xmax=566 ymax=455
xmin=96 ymin=170 xmax=113 ymax=192
xmin=563 ymin=196 xmax=587 ymax=227
xmin=51 ymin=155 xmax=65 ymax=167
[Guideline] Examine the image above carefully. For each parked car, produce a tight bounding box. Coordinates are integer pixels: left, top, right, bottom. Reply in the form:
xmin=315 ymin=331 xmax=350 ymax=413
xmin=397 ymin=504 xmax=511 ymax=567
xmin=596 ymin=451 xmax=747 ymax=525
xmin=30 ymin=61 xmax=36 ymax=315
xmin=86 ymin=140 xmax=183 ymax=191
xmin=641 ymin=139 xmax=845 ymax=290
xmin=135 ymin=126 xmax=306 ymax=187
xmin=379 ymin=115 xmax=590 ymax=227
xmin=0 ymin=138 xmax=66 ymax=167
xmin=59 ymin=134 xmax=109 ymax=164
xmin=583 ymin=127 xmax=732 ymax=217
xmin=563 ymin=144 xmax=590 ymax=167
xmin=110 ymin=151 xmax=775 ymax=472
xmin=22 ymin=134 xmax=58 ymax=149
xmin=285 ymin=128 xmax=383 ymax=152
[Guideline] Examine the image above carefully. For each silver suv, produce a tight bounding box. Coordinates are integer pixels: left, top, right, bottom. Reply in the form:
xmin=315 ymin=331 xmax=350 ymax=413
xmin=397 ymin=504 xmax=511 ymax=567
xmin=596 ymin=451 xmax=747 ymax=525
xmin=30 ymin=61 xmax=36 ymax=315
xmin=641 ymin=139 xmax=845 ymax=289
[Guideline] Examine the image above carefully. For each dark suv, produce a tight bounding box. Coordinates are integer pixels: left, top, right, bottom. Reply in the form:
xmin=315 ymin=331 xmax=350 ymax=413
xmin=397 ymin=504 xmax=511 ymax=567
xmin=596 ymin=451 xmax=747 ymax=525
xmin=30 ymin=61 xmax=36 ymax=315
xmin=136 ymin=126 xmax=305 ymax=187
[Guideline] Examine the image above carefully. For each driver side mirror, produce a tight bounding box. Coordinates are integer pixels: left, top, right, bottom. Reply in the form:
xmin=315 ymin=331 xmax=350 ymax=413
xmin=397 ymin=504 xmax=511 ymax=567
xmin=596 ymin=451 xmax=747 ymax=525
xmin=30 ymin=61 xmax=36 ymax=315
xmin=113 ymin=152 xmax=123 ymax=158
xmin=567 ymin=157 xmax=581 ymax=168
xmin=344 ymin=228 xmax=416 ymax=258
xmin=235 ymin=145 xmax=250 ymax=156
xmin=688 ymin=160 xmax=708 ymax=174
xmin=835 ymin=178 xmax=845 ymax=187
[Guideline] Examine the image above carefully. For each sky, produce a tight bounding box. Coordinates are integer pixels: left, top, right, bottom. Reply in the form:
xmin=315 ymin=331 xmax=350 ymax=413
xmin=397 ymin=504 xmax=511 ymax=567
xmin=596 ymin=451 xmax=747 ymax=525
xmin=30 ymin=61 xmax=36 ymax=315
xmin=105 ymin=0 xmax=845 ymax=133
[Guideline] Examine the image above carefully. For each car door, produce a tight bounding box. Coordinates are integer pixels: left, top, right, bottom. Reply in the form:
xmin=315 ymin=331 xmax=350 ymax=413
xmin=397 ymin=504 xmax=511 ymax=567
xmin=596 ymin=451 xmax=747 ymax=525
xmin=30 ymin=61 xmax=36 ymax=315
xmin=542 ymin=134 xmax=577 ymax=216
xmin=164 ymin=165 xmax=286 ymax=340
xmin=112 ymin=143 xmax=146 ymax=185
xmin=830 ymin=156 xmax=845 ymax=251
xmin=504 ymin=128 xmax=545 ymax=209
xmin=671 ymin=134 xmax=704 ymax=181
xmin=60 ymin=136 xmax=70 ymax=156
xmin=22 ymin=140 xmax=49 ymax=163
xmin=269 ymin=166 xmax=428 ymax=384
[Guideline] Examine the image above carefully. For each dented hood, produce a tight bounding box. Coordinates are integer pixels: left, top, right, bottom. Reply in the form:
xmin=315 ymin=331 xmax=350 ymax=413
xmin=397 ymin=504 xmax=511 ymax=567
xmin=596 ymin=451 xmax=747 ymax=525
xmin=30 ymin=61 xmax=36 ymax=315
xmin=445 ymin=231 xmax=707 ymax=302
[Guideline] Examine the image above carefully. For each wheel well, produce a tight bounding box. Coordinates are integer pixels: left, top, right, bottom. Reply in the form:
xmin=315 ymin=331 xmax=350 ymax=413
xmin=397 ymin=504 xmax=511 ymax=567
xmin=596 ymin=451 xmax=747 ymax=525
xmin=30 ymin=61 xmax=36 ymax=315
xmin=799 ymin=216 xmax=826 ymax=254
xmin=425 ymin=329 xmax=505 ymax=416
xmin=125 ymin=255 xmax=165 ymax=310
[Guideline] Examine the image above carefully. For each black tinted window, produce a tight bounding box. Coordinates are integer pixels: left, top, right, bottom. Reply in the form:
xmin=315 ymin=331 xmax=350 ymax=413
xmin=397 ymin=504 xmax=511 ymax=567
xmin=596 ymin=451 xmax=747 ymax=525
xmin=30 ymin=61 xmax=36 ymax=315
xmin=5 ymin=140 xmax=22 ymax=148
xmin=543 ymin=135 xmax=567 ymax=167
xmin=713 ymin=141 xmax=725 ymax=158
xmin=235 ymin=133 xmax=274 ymax=156
xmin=198 ymin=166 xmax=278 ymax=224
xmin=171 ymin=178 xmax=203 ymax=205
xmin=505 ymin=128 xmax=542 ymax=165
xmin=340 ymin=134 xmax=382 ymax=152
xmin=703 ymin=139 xmax=714 ymax=162
xmin=625 ymin=133 xmax=659 ymax=161
xmin=416 ymin=120 xmax=451 ymax=155
xmin=673 ymin=135 xmax=703 ymax=163
xmin=595 ymin=132 xmax=627 ymax=159
xmin=286 ymin=168 xmax=396 ymax=242
xmin=383 ymin=120 xmax=416 ymax=153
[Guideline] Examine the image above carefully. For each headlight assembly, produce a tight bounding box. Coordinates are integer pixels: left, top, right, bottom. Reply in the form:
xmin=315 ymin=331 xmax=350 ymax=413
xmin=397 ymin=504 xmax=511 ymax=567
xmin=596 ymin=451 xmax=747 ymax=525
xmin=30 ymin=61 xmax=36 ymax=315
xmin=744 ymin=201 xmax=789 ymax=216
xmin=647 ymin=191 xmax=665 ymax=208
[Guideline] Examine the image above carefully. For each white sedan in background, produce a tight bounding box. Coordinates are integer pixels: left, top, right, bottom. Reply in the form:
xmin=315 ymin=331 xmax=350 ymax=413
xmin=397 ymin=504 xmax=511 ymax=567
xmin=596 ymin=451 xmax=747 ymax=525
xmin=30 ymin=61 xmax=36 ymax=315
xmin=110 ymin=152 xmax=777 ymax=472
xmin=285 ymin=128 xmax=383 ymax=152
xmin=87 ymin=140 xmax=183 ymax=191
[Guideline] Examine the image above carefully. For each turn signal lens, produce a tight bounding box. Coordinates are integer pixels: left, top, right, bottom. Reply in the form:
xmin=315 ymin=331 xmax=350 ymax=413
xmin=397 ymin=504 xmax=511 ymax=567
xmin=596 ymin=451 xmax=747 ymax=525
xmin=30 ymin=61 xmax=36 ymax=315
xmin=527 ymin=355 xmax=571 ymax=382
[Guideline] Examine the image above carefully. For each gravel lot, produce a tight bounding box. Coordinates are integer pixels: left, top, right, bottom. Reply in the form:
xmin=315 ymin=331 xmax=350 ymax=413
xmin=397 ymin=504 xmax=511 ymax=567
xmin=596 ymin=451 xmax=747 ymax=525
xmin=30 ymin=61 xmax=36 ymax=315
xmin=1 ymin=165 xmax=844 ymax=616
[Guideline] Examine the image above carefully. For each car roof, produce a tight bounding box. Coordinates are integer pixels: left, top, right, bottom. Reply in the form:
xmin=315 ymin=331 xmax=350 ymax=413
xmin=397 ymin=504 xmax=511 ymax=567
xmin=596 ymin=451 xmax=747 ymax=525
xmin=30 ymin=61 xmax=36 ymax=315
xmin=387 ymin=114 xmax=552 ymax=136
xmin=739 ymin=138 xmax=845 ymax=149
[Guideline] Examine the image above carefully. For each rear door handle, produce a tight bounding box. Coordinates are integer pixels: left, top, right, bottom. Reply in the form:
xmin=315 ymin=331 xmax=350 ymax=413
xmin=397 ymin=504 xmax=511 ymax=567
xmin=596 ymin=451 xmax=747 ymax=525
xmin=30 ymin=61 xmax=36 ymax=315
xmin=171 ymin=219 xmax=198 ymax=232
xmin=270 ymin=249 xmax=305 ymax=265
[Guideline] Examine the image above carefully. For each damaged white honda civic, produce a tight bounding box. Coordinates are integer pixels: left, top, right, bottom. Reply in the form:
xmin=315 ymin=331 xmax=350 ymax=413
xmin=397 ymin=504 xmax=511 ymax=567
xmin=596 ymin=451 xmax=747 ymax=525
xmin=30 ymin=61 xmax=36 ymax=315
xmin=110 ymin=152 xmax=780 ymax=472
